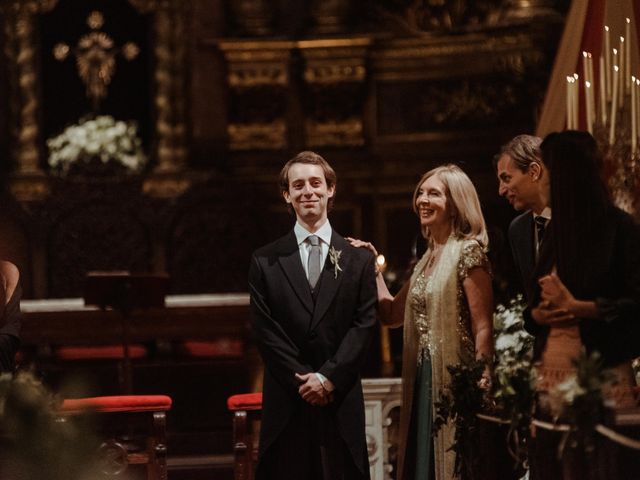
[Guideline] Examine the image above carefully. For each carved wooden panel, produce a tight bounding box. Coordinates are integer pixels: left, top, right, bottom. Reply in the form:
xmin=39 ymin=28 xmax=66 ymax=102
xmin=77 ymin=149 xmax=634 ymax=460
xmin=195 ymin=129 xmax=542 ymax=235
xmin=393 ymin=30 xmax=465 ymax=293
xmin=166 ymin=182 xmax=260 ymax=293
xmin=44 ymin=181 xmax=153 ymax=298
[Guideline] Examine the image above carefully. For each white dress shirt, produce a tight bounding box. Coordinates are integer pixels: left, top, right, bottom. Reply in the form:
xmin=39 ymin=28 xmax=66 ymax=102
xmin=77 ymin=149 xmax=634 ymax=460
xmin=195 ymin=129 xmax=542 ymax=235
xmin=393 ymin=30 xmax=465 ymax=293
xmin=292 ymin=220 xmax=334 ymax=392
xmin=294 ymin=220 xmax=332 ymax=281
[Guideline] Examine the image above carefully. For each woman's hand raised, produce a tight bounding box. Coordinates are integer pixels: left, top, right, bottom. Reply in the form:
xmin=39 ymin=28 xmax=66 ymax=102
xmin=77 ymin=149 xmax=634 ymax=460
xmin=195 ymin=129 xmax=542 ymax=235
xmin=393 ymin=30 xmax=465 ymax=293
xmin=346 ymin=237 xmax=379 ymax=257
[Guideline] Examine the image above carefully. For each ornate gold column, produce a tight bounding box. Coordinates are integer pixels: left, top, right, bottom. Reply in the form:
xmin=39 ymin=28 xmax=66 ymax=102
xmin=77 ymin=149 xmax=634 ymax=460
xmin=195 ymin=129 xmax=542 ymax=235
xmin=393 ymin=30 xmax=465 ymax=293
xmin=219 ymin=40 xmax=295 ymax=151
xmin=298 ymin=38 xmax=371 ymax=148
xmin=129 ymin=0 xmax=190 ymax=198
xmin=1 ymin=0 xmax=57 ymax=201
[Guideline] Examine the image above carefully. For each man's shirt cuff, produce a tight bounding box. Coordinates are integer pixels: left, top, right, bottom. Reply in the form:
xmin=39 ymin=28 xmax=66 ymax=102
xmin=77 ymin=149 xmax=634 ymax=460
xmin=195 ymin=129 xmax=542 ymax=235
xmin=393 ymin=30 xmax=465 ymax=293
xmin=315 ymin=372 xmax=335 ymax=392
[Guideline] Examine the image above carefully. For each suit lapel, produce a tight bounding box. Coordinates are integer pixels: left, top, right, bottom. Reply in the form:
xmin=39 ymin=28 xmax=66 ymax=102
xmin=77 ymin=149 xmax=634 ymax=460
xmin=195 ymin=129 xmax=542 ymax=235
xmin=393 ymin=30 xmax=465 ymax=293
xmin=518 ymin=214 xmax=535 ymax=284
xmin=278 ymin=231 xmax=314 ymax=314
xmin=310 ymin=232 xmax=350 ymax=331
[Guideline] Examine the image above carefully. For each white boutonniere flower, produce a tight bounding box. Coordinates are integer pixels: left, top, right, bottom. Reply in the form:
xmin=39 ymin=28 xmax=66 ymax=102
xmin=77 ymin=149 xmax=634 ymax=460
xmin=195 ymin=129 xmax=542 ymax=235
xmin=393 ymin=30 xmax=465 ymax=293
xmin=329 ymin=246 xmax=343 ymax=279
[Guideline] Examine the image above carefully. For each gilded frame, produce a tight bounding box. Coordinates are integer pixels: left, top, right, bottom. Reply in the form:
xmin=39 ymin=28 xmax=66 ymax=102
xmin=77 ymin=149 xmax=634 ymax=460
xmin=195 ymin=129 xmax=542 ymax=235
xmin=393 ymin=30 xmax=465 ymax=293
xmin=1 ymin=0 xmax=187 ymax=199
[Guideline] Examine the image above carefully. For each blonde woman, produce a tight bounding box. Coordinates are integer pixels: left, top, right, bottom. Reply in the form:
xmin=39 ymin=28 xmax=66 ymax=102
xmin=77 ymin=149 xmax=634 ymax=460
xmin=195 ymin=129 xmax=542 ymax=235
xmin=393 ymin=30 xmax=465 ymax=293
xmin=349 ymin=164 xmax=493 ymax=480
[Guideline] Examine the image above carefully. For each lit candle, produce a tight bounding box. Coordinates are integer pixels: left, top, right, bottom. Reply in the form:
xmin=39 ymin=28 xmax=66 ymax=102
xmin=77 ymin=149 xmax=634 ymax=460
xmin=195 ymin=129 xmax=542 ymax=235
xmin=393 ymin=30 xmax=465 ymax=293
xmin=585 ymin=81 xmax=593 ymax=133
xmin=583 ymin=52 xmax=590 ymax=130
xmin=635 ymin=79 xmax=640 ymax=155
xmin=612 ymin=48 xmax=618 ymax=105
xmin=610 ymin=66 xmax=619 ymax=145
xmin=599 ymin=55 xmax=607 ymax=124
xmin=636 ymin=79 xmax=640 ymax=154
xmin=566 ymin=76 xmax=573 ymax=129
xmin=632 ymin=75 xmax=637 ymax=155
xmin=626 ymin=18 xmax=631 ymax=92
xmin=571 ymin=73 xmax=580 ymax=130
xmin=619 ymin=37 xmax=625 ymax=105
xmin=605 ymin=26 xmax=611 ymax=98
xmin=587 ymin=53 xmax=595 ymax=129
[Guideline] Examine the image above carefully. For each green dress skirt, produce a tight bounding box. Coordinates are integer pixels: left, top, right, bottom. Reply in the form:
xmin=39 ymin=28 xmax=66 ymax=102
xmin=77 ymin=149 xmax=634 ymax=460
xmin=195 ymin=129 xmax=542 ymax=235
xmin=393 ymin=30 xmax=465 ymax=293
xmin=404 ymin=350 xmax=434 ymax=480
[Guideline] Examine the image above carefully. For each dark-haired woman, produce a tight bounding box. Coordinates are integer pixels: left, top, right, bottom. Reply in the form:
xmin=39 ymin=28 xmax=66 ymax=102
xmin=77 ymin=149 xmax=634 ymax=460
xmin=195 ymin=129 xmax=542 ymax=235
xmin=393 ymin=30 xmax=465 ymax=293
xmin=529 ymin=130 xmax=640 ymax=478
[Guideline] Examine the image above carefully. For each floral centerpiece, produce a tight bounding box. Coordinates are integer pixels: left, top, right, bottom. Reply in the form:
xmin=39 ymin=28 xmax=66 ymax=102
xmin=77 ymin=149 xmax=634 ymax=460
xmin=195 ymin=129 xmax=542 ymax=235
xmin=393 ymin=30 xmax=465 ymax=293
xmin=548 ymin=351 xmax=613 ymax=452
xmin=47 ymin=115 xmax=146 ymax=176
xmin=491 ymin=295 xmax=535 ymax=467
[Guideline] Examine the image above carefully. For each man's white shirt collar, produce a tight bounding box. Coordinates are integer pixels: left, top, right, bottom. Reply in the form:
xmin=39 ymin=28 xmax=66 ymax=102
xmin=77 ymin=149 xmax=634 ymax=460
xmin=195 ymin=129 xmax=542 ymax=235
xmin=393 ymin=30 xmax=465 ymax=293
xmin=294 ymin=220 xmax=332 ymax=246
xmin=533 ymin=207 xmax=552 ymax=221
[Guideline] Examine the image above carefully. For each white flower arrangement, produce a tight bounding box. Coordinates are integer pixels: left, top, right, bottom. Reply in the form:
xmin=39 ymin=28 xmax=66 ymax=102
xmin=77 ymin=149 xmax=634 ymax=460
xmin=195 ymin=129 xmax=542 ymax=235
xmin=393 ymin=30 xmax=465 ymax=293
xmin=47 ymin=115 xmax=146 ymax=175
xmin=491 ymin=296 xmax=535 ymax=468
xmin=493 ymin=295 xmax=534 ymax=367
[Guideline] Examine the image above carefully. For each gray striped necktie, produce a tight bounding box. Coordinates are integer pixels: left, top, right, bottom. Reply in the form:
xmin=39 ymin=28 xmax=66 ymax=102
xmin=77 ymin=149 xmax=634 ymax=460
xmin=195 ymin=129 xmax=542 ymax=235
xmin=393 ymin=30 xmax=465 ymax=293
xmin=307 ymin=235 xmax=321 ymax=289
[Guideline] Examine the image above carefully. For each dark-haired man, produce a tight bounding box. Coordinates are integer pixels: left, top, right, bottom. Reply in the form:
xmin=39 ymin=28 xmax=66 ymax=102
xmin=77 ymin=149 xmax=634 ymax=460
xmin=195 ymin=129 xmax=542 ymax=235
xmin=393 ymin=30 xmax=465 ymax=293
xmin=496 ymin=135 xmax=561 ymax=480
xmin=249 ymin=151 xmax=376 ymax=480
xmin=495 ymin=134 xmax=550 ymax=305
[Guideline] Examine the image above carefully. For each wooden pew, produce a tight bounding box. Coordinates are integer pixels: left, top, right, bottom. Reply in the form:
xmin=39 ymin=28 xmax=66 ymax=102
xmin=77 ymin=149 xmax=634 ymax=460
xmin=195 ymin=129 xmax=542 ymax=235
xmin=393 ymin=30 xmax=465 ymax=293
xmin=19 ymin=294 xmax=261 ymax=477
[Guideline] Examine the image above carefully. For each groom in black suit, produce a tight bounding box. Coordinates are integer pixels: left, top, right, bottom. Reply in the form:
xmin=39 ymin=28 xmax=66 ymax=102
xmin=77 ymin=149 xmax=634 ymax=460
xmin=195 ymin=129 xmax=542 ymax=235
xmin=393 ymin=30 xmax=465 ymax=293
xmin=249 ymin=151 xmax=377 ymax=480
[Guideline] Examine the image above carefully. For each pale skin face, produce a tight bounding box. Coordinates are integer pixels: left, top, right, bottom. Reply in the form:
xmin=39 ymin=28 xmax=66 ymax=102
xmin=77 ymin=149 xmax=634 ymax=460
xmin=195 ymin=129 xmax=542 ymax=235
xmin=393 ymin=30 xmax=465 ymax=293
xmin=283 ymin=163 xmax=335 ymax=233
xmin=496 ymin=154 xmax=546 ymax=214
xmin=415 ymin=175 xmax=452 ymax=243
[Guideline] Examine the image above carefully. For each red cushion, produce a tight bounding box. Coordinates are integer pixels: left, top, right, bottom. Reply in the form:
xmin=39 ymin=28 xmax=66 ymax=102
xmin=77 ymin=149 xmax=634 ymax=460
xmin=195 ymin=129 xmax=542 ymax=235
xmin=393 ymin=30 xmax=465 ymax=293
xmin=177 ymin=339 xmax=243 ymax=358
xmin=227 ymin=392 xmax=263 ymax=411
xmin=60 ymin=395 xmax=172 ymax=415
xmin=55 ymin=345 xmax=148 ymax=361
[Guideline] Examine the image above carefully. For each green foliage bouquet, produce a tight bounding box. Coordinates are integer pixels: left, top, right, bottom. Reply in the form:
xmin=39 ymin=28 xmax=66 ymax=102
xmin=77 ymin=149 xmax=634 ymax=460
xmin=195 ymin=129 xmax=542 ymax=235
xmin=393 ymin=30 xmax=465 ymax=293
xmin=433 ymin=358 xmax=488 ymax=478
xmin=0 ymin=371 xmax=108 ymax=480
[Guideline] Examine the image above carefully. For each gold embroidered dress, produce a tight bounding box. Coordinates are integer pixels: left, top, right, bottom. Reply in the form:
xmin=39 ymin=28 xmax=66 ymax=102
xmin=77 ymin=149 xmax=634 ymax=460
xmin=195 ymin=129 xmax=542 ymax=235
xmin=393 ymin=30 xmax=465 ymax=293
xmin=397 ymin=236 xmax=489 ymax=480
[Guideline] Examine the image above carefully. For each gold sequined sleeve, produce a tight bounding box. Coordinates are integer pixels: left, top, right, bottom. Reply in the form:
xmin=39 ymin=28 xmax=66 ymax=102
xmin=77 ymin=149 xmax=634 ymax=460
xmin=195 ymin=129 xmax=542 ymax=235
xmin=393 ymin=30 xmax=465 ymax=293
xmin=458 ymin=240 xmax=490 ymax=281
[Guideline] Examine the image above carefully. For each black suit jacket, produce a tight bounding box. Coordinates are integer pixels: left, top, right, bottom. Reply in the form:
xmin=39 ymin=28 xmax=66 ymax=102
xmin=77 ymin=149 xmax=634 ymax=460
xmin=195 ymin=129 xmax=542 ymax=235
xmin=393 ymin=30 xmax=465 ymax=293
xmin=248 ymin=229 xmax=377 ymax=474
xmin=508 ymin=211 xmax=547 ymax=339
xmin=508 ymin=211 xmax=536 ymax=301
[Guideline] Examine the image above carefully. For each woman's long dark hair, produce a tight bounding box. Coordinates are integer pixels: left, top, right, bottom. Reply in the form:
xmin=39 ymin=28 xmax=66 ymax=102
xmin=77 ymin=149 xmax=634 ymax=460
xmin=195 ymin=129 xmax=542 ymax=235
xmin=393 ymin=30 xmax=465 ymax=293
xmin=541 ymin=130 xmax=612 ymax=294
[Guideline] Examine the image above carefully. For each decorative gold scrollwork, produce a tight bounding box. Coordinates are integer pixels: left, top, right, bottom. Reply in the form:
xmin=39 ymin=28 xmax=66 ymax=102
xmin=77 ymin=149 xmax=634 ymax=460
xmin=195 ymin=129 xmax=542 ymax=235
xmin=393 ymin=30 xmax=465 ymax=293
xmin=52 ymin=11 xmax=140 ymax=110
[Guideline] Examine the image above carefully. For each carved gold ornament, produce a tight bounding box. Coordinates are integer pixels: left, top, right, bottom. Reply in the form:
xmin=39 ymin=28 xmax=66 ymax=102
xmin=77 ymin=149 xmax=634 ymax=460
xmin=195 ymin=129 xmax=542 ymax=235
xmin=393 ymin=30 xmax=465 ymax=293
xmin=87 ymin=10 xmax=104 ymax=29
xmin=52 ymin=10 xmax=140 ymax=109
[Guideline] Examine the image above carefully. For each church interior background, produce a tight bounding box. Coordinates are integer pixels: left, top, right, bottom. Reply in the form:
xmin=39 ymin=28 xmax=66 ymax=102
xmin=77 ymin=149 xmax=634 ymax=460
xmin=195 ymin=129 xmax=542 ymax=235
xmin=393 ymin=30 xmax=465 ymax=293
xmin=5 ymin=0 xmax=634 ymax=479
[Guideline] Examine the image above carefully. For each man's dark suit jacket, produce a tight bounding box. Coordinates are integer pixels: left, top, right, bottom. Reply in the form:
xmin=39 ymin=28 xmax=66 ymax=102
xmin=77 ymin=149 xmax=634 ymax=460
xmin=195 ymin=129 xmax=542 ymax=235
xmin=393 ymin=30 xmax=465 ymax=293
xmin=508 ymin=211 xmax=536 ymax=304
xmin=248 ymin=229 xmax=377 ymax=476
xmin=507 ymin=211 xmax=545 ymax=333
